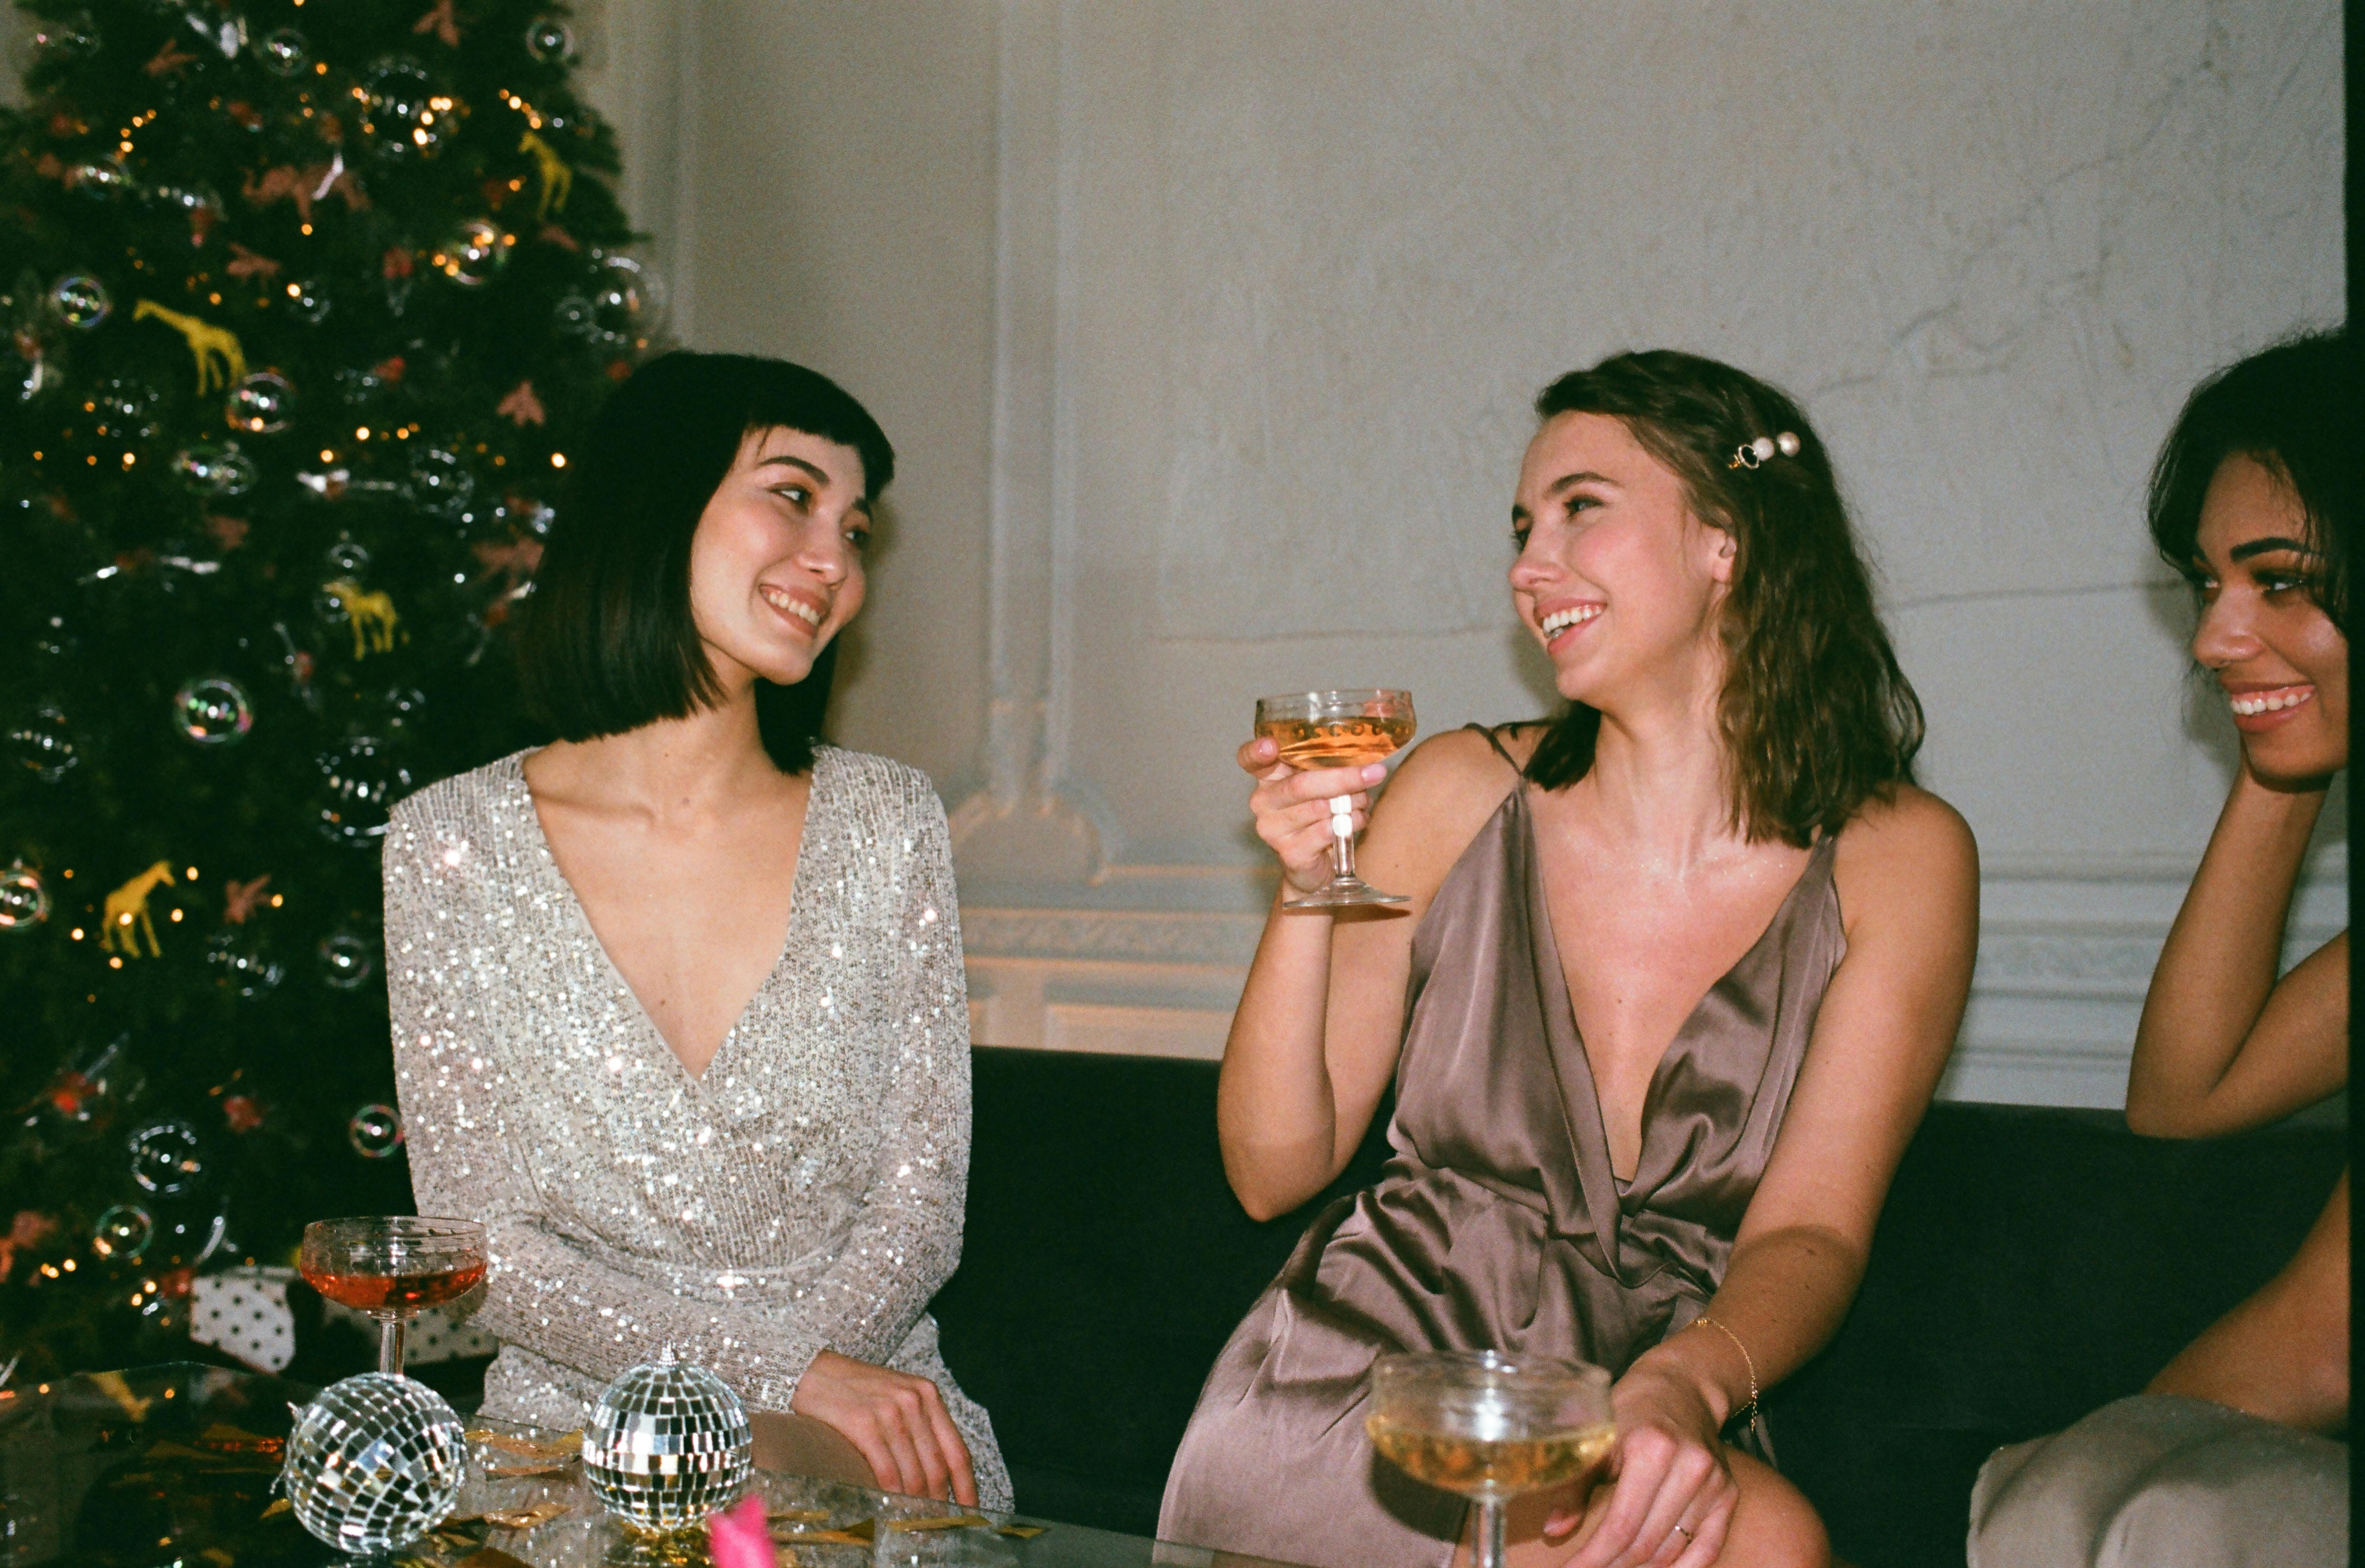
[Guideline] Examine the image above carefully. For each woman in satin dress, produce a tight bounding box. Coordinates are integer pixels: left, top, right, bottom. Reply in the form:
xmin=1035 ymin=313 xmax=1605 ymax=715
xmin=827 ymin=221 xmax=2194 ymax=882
xmin=1159 ymin=351 xmax=1979 ymax=1568
xmin=1968 ymin=330 xmax=2351 ymax=1566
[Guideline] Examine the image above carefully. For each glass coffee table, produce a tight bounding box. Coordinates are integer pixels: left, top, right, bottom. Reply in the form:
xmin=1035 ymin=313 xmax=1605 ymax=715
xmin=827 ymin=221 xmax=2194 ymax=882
xmin=0 ymin=1365 xmax=1308 ymax=1568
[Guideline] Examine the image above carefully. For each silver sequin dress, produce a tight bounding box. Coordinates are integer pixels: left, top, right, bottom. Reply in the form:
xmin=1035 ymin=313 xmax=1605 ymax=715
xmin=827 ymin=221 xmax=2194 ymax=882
xmin=384 ymin=745 xmax=1010 ymax=1508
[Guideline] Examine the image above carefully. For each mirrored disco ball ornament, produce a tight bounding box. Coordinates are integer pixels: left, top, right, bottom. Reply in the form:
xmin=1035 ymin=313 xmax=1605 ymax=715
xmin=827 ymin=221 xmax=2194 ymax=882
xmin=226 ymin=372 xmax=293 ymax=435
xmin=320 ymin=932 xmax=377 ymax=991
xmin=285 ymin=1373 xmax=467 ymax=1555
xmin=524 ymin=17 xmax=574 ymax=61
xmin=583 ymin=1353 xmax=752 ymax=1531
xmin=92 ymin=1203 xmax=153 ymax=1261
xmin=48 ymin=274 xmax=110 ymax=329
xmin=347 ymin=1103 xmax=403 ymax=1157
xmin=315 ymin=738 xmax=415 ymax=848
xmin=173 ymin=675 xmax=253 ymax=746
xmin=128 ymin=1120 xmax=206 ymax=1195
xmin=6 ymin=704 xmax=78 ymax=782
xmin=432 ymin=219 xmax=509 ymax=287
xmin=260 ymin=27 xmax=309 ymax=76
xmin=0 ymin=860 xmax=49 ymax=931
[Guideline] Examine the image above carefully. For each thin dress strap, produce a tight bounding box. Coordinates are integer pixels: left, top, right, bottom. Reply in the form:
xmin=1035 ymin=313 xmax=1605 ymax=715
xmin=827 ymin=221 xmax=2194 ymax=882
xmin=1460 ymin=721 xmax=1526 ymax=774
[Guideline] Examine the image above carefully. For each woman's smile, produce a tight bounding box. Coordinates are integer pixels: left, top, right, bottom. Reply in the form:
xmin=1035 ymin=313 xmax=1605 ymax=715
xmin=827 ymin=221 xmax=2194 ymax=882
xmin=2222 ymin=680 xmax=2315 ymax=729
xmin=759 ymin=582 xmax=828 ymax=635
xmin=1536 ymin=599 xmax=1604 ymax=653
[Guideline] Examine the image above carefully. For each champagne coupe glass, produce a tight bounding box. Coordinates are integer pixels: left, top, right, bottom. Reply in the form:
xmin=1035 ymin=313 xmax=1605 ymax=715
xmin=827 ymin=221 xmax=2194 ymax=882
xmin=1367 ymin=1349 xmax=1616 ymax=1568
xmin=299 ymin=1217 xmax=487 ymax=1376
xmin=1254 ymin=688 xmax=1416 ymax=908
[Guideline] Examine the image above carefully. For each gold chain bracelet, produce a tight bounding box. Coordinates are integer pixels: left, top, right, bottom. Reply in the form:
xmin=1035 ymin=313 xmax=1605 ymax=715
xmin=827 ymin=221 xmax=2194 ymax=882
xmin=1689 ymin=1312 xmax=1760 ymax=1425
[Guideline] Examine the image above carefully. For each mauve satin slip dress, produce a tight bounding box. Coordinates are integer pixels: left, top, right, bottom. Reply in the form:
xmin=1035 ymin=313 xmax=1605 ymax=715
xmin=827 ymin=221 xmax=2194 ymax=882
xmin=1159 ymin=731 xmax=1847 ymax=1568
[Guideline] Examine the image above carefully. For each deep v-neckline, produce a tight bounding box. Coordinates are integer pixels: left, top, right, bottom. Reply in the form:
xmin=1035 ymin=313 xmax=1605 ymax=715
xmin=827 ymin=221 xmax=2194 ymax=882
xmin=1516 ymin=783 xmax=1832 ymax=1186
xmin=509 ymin=748 xmax=826 ymax=1086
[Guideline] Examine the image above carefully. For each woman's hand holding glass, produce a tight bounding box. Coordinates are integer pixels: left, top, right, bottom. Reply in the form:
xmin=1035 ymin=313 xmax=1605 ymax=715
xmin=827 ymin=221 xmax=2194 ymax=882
xmin=1239 ymin=734 xmax=1390 ymax=898
xmin=789 ymin=1348 xmax=979 ymax=1506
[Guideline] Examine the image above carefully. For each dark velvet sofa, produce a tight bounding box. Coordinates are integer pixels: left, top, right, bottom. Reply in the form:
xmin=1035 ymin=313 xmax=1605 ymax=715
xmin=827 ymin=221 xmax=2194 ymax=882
xmin=929 ymin=1046 xmax=2343 ymax=1568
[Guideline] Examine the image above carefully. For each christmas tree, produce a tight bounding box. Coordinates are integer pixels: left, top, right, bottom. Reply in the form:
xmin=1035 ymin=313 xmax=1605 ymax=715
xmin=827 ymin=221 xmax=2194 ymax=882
xmin=0 ymin=0 xmax=657 ymax=1382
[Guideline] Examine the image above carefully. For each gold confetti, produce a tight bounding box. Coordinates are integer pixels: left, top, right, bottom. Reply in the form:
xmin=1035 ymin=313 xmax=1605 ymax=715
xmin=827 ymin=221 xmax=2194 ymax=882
xmin=884 ymin=1515 xmax=990 ymax=1533
xmin=765 ymin=1509 xmax=828 ymax=1524
xmin=481 ymin=1501 xmax=569 ymax=1530
xmin=260 ymin=1498 xmax=291 ymax=1519
xmin=88 ymin=1371 xmax=154 ymax=1421
xmin=995 ymin=1523 xmax=1048 ymax=1539
xmin=770 ymin=1519 xmax=875 ymax=1546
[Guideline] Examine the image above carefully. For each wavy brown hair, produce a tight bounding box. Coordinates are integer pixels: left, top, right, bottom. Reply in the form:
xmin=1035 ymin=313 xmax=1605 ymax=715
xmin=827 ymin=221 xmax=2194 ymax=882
xmin=1524 ymin=350 xmax=1923 ymax=846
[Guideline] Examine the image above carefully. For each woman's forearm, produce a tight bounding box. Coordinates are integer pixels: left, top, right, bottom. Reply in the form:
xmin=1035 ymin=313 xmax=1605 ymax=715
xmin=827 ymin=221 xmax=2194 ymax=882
xmin=1216 ymin=896 xmax=1346 ymax=1220
xmin=1624 ymin=1225 xmax=1868 ymax=1427
xmin=2128 ymin=765 xmax=2325 ymax=1132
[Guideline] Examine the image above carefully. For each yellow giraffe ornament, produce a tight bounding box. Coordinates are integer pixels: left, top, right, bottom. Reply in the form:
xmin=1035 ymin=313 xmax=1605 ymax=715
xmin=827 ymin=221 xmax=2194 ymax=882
xmin=519 ymin=130 xmax=572 ymax=220
xmin=101 ymin=861 xmax=176 ymax=958
xmin=322 ymin=578 xmax=401 ymax=658
xmin=132 ymin=301 xmax=247 ymax=394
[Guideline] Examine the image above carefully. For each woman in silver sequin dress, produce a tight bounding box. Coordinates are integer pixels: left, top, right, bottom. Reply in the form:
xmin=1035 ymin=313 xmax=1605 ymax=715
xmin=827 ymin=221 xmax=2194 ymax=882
xmin=384 ymin=352 xmax=1009 ymax=1509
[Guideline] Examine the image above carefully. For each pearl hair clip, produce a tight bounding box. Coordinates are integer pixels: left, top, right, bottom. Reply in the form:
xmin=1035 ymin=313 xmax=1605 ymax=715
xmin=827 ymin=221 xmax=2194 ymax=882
xmin=1729 ymin=431 xmax=1802 ymax=469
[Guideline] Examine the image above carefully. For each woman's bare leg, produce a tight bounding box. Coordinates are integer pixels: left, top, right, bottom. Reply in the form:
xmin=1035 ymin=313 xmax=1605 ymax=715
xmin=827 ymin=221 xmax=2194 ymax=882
xmin=748 ymin=1410 xmax=879 ymax=1489
xmin=1454 ymin=1448 xmax=1828 ymax=1568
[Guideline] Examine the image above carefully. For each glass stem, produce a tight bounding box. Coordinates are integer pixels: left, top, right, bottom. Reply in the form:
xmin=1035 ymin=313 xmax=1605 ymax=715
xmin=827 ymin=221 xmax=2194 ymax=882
xmin=1327 ymin=796 xmax=1356 ymax=883
xmin=378 ymin=1313 xmax=406 ymax=1376
xmin=1475 ymin=1500 xmax=1505 ymax=1568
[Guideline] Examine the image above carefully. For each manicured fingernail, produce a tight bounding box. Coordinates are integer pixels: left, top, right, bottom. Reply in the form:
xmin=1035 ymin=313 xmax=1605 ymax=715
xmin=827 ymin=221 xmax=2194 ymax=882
xmin=1362 ymin=764 xmax=1386 ymax=783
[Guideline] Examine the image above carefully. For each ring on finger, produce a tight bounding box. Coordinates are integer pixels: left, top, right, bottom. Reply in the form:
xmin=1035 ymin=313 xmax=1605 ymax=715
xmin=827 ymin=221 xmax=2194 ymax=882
xmin=1673 ymin=1523 xmax=1694 ymax=1541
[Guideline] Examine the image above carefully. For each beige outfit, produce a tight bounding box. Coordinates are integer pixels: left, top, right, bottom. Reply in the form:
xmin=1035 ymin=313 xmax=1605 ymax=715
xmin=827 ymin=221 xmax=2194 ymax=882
xmin=384 ymin=745 xmax=1010 ymax=1509
xmin=1970 ymin=1394 xmax=2346 ymax=1567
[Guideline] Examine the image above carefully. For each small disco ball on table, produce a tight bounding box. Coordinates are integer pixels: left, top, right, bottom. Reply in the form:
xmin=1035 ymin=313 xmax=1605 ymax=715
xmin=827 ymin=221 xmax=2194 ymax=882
xmin=582 ymin=1350 xmax=754 ymax=1532
xmin=282 ymin=1373 xmax=469 ymax=1554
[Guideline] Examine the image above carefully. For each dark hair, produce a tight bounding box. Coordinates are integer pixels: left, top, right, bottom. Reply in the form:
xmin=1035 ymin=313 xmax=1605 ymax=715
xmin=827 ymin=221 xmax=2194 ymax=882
xmin=2147 ymin=328 xmax=2355 ymax=634
xmin=514 ymin=351 xmax=894 ymax=774
xmin=1524 ymin=350 xmax=1924 ymax=846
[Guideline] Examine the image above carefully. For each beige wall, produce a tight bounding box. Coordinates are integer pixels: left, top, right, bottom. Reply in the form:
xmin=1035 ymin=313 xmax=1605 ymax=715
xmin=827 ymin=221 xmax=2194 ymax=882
xmin=581 ymin=0 xmax=1000 ymax=793
xmin=589 ymin=1 xmax=2344 ymax=1105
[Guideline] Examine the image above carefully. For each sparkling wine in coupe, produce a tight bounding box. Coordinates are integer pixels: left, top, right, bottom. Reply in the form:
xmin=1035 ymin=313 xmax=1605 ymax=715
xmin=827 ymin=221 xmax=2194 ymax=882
xmin=299 ymin=1216 xmax=487 ymax=1375
xmin=1367 ymin=1350 xmax=1614 ymax=1568
xmin=1254 ymin=713 xmax=1418 ymax=771
xmin=1253 ymin=689 xmax=1416 ymax=909
xmin=1364 ymin=1416 xmax=1617 ymax=1502
xmin=300 ymin=1260 xmax=487 ymax=1314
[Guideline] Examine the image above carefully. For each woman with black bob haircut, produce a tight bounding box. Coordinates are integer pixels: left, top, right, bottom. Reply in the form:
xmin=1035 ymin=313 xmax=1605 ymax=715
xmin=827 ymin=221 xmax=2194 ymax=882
xmin=1163 ymin=350 xmax=1978 ymax=1568
xmin=1970 ymin=328 xmax=2352 ymax=1567
xmin=385 ymin=351 xmax=1009 ymax=1510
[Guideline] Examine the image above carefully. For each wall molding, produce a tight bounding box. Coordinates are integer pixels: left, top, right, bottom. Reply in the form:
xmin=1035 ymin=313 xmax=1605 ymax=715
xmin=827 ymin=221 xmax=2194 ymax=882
xmin=962 ymin=862 xmax=2346 ymax=1110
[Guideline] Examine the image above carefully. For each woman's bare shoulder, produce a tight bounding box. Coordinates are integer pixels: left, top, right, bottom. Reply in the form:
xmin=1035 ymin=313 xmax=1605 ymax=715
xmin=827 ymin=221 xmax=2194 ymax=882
xmin=1831 ymin=783 xmax=1979 ymax=919
xmin=1362 ymin=726 xmax=1533 ymax=889
xmin=1387 ymin=725 xmax=1532 ymax=809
